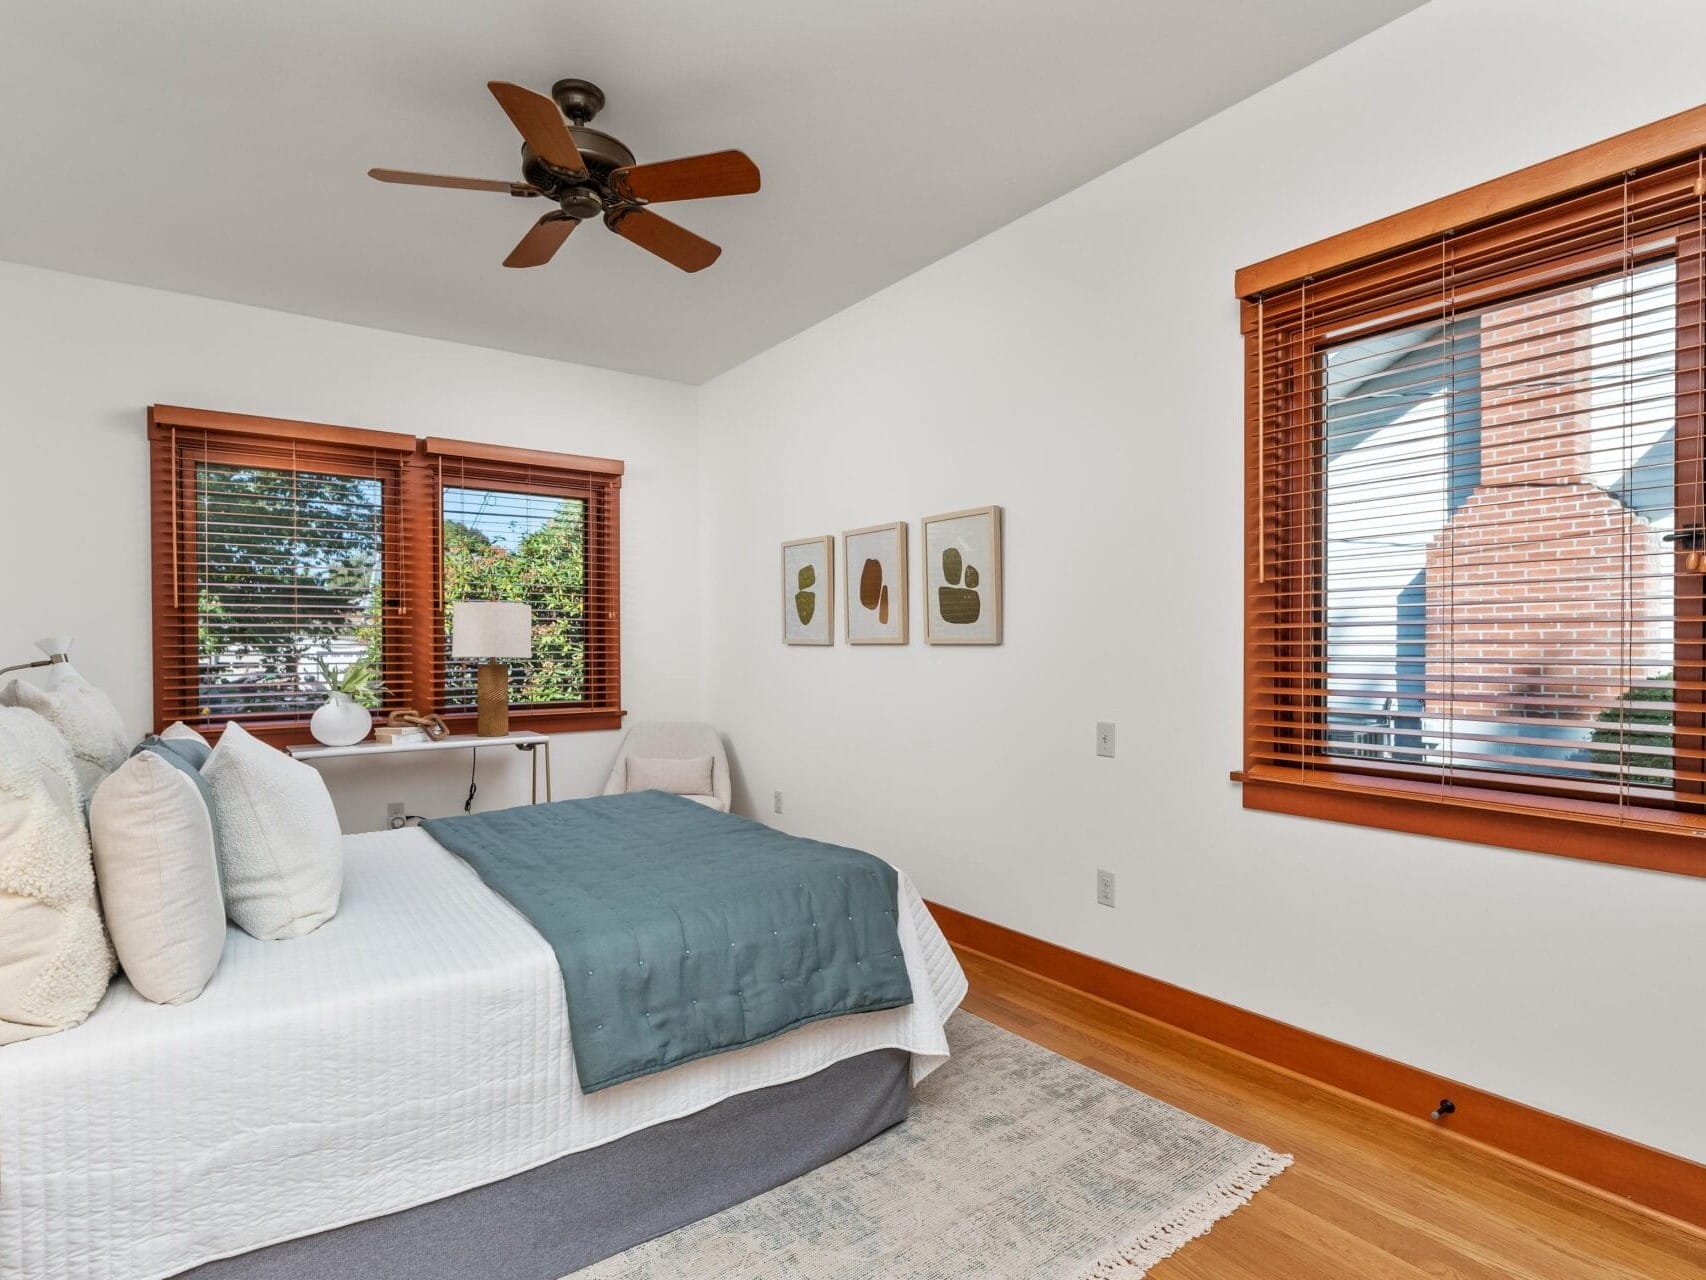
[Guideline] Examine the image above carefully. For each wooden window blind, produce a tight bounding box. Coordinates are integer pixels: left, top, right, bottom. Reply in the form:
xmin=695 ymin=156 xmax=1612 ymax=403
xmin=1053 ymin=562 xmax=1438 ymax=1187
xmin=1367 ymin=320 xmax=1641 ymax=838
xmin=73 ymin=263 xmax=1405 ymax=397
xmin=425 ymin=438 xmax=623 ymax=734
xmin=149 ymin=407 xmax=624 ymax=745
xmin=148 ymin=408 xmax=416 ymax=742
xmin=1236 ymin=105 xmax=1706 ymax=879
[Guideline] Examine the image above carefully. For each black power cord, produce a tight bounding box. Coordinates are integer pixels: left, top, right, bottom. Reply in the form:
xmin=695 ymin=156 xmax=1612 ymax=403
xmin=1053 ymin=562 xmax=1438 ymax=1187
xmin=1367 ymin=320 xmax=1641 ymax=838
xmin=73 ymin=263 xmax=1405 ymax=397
xmin=464 ymin=750 xmax=478 ymax=814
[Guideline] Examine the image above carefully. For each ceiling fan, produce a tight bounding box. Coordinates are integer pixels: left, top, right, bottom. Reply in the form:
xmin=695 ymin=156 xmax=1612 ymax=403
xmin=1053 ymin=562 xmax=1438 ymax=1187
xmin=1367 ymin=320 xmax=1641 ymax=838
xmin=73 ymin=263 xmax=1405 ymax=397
xmin=369 ymin=78 xmax=759 ymax=272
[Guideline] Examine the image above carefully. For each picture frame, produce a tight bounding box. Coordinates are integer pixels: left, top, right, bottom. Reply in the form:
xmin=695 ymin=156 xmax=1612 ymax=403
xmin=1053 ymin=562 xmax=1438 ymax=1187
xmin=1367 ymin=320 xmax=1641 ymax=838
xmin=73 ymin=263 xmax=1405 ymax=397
xmin=922 ymin=505 xmax=1002 ymax=645
xmin=781 ymin=535 xmax=835 ymax=645
xmin=842 ymin=521 xmax=909 ymax=645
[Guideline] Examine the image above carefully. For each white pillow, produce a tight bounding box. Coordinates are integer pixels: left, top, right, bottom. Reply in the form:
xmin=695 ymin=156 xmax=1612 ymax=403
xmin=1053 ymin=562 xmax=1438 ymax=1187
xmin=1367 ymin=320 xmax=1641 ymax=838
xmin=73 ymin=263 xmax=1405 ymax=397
xmin=0 ymin=707 xmax=115 ymax=1044
xmin=625 ymin=754 xmax=715 ymax=797
xmin=90 ymin=749 xmax=226 ymax=1004
xmin=0 ymin=663 xmax=129 ymax=799
xmin=203 ymin=722 xmax=342 ymax=940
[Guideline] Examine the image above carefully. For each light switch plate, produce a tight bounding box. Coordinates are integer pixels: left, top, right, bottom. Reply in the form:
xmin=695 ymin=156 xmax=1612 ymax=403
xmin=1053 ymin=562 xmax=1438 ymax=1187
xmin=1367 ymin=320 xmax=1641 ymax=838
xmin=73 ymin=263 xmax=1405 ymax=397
xmin=1096 ymin=722 xmax=1116 ymax=758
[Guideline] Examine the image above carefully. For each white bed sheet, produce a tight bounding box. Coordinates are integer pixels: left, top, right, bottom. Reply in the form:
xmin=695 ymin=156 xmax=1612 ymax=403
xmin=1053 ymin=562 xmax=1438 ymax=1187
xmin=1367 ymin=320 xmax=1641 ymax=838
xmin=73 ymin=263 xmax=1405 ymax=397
xmin=0 ymin=826 xmax=966 ymax=1280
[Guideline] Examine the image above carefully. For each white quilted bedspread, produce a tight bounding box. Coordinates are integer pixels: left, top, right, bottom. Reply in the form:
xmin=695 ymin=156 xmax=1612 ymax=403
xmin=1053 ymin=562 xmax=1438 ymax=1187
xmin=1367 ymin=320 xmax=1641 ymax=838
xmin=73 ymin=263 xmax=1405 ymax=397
xmin=0 ymin=827 xmax=967 ymax=1280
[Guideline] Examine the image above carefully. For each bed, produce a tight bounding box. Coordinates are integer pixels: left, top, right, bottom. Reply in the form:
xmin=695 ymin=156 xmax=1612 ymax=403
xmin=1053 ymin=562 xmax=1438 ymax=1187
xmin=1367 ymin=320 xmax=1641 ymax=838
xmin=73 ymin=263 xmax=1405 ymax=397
xmin=0 ymin=809 xmax=965 ymax=1280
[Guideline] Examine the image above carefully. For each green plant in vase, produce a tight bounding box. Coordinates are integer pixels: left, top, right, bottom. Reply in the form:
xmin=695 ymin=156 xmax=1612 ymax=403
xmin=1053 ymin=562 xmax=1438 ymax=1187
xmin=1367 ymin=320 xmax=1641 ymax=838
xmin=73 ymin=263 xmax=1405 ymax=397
xmin=309 ymin=652 xmax=387 ymax=746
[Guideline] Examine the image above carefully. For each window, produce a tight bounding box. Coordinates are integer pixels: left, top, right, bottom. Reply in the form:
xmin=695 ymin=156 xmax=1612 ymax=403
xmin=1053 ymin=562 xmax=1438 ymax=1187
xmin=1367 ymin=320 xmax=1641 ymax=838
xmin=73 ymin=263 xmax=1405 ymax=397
xmin=1237 ymin=106 xmax=1706 ymax=878
xmin=428 ymin=440 xmax=620 ymax=723
xmin=150 ymin=408 xmax=623 ymax=744
xmin=442 ymin=486 xmax=587 ymax=707
xmin=192 ymin=461 xmax=389 ymax=720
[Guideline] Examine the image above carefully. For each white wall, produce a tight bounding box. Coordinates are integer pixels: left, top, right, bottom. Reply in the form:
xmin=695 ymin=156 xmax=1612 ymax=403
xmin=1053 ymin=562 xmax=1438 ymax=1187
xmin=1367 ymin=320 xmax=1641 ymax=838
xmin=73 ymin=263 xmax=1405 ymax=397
xmin=698 ymin=0 xmax=1706 ymax=1161
xmin=0 ymin=261 xmax=700 ymax=830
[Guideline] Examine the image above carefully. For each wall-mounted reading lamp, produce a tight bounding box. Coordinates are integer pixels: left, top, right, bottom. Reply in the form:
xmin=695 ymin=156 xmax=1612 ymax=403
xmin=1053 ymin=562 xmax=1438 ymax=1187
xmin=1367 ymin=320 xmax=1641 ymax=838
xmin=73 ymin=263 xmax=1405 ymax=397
xmin=0 ymin=635 xmax=73 ymax=679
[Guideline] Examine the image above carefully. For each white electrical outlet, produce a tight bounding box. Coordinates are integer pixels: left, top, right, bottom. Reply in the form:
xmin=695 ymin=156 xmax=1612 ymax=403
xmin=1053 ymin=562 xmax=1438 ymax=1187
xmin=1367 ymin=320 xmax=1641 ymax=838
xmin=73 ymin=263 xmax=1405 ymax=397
xmin=1096 ymin=722 xmax=1116 ymax=758
xmin=773 ymin=790 xmax=784 ymax=815
xmin=387 ymin=801 xmax=406 ymax=830
xmin=1096 ymin=868 xmax=1116 ymax=908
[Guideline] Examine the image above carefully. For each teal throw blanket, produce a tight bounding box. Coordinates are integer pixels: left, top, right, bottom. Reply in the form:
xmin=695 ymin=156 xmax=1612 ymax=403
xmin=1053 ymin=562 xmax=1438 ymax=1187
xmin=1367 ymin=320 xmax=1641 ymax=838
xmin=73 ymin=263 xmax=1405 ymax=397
xmin=424 ymin=791 xmax=913 ymax=1092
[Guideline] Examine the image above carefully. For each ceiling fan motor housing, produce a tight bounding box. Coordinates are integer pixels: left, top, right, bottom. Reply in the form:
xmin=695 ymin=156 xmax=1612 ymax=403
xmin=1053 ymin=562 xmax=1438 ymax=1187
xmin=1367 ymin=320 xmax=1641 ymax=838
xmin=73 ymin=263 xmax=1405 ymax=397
xmin=519 ymin=127 xmax=636 ymax=179
xmin=519 ymin=83 xmax=638 ymax=221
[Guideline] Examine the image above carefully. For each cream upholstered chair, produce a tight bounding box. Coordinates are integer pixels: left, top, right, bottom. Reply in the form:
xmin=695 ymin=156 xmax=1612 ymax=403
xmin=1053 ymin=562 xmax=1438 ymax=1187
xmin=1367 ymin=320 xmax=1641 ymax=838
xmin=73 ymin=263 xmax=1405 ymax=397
xmin=602 ymin=721 xmax=732 ymax=812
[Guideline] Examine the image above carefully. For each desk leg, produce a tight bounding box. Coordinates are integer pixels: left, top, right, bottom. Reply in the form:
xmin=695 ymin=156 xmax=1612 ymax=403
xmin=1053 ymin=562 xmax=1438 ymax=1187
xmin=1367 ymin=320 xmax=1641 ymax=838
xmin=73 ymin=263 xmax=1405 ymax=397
xmin=518 ymin=742 xmax=553 ymax=803
xmin=517 ymin=742 xmax=545 ymax=805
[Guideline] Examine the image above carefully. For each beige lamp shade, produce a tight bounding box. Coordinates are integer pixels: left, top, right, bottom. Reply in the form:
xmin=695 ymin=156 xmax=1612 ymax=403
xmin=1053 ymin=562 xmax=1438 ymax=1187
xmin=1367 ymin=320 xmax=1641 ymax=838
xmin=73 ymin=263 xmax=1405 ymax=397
xmin=451 ymin=601 xmax=533 ymax=659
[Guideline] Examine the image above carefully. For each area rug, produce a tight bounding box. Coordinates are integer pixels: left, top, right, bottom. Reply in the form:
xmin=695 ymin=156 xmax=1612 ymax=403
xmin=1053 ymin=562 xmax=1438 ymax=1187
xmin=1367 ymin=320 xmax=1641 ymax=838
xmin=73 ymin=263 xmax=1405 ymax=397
xmin=576 ymin=1011 xmax=1291 ymax=1279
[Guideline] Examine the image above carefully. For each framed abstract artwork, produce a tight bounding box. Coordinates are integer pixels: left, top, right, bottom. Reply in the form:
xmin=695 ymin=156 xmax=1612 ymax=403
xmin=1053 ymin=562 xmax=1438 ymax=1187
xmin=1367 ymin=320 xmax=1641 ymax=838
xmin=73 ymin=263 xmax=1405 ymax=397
xmin=922 ymin=506 xmax=1002 ymax=645
xmin=842 ymin=521 xmax=909 ymax=645
xmin=781 ymin=535 xmax=835 ymax=645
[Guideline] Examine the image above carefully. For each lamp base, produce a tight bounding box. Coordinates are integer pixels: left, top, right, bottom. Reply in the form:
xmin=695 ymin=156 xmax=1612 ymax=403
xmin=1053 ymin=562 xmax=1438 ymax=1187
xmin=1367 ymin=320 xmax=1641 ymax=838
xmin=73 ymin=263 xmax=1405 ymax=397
xmin=476 ymin=660 xmax=511 ymax=737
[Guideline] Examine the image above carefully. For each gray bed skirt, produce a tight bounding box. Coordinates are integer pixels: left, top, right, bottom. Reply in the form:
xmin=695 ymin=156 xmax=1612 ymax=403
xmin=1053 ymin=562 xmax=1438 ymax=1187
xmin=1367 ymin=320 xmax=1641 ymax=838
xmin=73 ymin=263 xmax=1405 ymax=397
xmin=177 ymin=1047 xmax=912 ymax=1280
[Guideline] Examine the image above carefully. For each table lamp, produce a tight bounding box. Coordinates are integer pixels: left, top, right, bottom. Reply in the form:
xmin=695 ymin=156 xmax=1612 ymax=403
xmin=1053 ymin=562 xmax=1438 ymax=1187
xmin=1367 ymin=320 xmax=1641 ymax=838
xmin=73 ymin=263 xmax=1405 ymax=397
xmin=451 ymin=602 xmax=532 ymax=737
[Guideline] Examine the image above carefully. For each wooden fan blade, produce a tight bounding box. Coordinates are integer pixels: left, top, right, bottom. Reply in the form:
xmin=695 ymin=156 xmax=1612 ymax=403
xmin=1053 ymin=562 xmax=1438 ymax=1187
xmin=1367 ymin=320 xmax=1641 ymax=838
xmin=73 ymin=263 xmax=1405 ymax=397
xmin=608 ymin=207 xmax=722 ymax=273
xmin=503 ymin=214 xmax=577 ymax=268
xmin=488 ymin=82 xmax=586 ymax=174
xmin=609 ymin=150 xmax=760 ymax=203
xmin=369 ymin=168 xmax=539 ymax=196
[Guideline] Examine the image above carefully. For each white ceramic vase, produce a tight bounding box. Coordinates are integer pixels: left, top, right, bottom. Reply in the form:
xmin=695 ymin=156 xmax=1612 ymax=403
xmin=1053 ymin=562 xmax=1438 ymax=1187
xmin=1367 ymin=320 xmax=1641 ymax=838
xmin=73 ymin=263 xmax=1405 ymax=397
xmin=310 ymin=692 xmax=373 ymax=747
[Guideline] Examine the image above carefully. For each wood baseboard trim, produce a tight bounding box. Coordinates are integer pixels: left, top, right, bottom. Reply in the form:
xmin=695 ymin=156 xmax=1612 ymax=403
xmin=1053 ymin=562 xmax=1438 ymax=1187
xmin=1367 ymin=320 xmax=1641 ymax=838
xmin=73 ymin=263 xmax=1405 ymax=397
xmin=926 ymin=900 xmax=1706 ymax=1233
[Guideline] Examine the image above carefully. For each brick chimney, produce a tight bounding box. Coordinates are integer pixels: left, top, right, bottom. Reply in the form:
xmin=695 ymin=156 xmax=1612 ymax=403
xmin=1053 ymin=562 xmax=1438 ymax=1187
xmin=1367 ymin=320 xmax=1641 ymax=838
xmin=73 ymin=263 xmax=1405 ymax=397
xmin=1423 ymin=286 xmax=1669 ymax=726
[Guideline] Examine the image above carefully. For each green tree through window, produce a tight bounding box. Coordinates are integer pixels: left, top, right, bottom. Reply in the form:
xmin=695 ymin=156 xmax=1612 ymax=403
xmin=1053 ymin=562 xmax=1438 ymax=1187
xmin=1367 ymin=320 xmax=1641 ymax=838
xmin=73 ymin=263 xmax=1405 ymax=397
xmin=442 ymin=486 xmax=587 ymax=707
xmin=195 ymin=463 xmax=382 ymax=717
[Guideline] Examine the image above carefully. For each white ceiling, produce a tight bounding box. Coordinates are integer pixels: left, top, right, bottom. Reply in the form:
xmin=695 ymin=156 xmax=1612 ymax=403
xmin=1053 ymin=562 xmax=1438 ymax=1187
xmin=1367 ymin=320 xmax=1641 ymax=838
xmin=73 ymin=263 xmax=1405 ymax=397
xmin=0 ymin=1 xmax=1420 ymax=384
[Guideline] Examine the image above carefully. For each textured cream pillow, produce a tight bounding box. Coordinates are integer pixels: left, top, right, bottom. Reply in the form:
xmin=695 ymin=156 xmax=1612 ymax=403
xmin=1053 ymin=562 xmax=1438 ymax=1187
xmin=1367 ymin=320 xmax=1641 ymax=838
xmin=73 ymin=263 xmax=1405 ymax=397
xmin=625 ymin=755 xmax=715 ymax=797
xmin=203 ymin=722 xmax=342 ymax=940
xmin=0 ymin=664 xmax=129 ymax=799
xmin=90 ymin=749 xmax=226 ymax=1004
xmin=0 ymin=707 xmax=116 ymax=1044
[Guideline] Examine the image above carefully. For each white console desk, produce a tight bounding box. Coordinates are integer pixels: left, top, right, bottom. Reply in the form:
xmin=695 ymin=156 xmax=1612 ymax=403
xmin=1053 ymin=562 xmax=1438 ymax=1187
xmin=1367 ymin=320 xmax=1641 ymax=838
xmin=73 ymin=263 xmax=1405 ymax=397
xmin=287 ymin=730 xmax=553 ymax=804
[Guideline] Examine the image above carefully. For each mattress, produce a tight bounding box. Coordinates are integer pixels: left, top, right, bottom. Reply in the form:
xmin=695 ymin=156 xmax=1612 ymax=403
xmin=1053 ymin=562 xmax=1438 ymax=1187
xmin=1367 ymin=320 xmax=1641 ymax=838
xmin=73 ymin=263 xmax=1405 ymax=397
xmin=0 ymin=826 xmax=966 ymax=1280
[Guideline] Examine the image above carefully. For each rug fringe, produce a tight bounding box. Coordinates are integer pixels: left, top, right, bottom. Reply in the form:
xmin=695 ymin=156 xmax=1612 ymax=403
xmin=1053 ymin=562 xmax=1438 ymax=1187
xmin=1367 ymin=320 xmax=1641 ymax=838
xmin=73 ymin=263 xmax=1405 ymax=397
xmin=1068 ymin=1148 xmax=1294 ymax=1279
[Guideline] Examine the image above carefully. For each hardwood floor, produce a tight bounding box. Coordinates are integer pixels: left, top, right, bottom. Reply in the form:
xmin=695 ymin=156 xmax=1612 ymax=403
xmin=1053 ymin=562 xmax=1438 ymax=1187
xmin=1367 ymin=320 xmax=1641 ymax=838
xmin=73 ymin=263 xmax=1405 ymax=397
xmin=955 ymin=947 xmax=1706 ymax=1279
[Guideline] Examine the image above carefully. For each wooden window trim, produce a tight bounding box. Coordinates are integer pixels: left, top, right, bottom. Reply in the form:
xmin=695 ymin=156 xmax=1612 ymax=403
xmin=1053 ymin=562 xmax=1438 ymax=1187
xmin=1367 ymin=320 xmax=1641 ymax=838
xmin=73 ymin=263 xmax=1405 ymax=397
xmin=148 ymin=407 xmax=625 ymax=746
xmin=1235 ymin=107 xmax=1706 ymax=880
xmin=150 ymin=404 xmax=416 ymax=452
xmin=1236 ymin=102 xmax=1706 ymax=299
xmin=1231 ymin=765 xmax=1706 ymax=880
xmin=423 ymin=436 xmax=625 ymax=477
